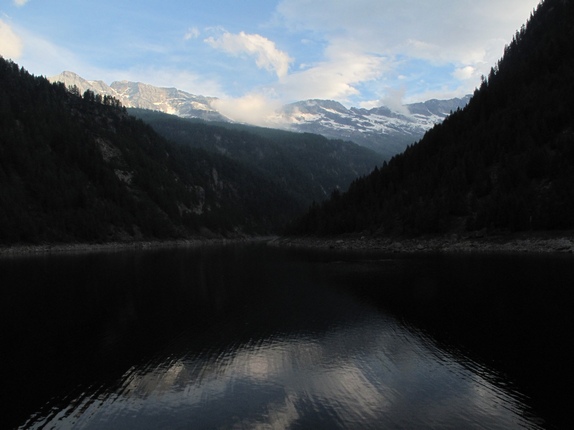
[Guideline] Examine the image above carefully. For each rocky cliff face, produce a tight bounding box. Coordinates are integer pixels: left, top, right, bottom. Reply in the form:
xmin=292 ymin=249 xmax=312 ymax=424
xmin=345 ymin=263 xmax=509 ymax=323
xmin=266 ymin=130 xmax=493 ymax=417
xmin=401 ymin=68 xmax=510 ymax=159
xmin=49 ymin=72 xmax=226 ymax=121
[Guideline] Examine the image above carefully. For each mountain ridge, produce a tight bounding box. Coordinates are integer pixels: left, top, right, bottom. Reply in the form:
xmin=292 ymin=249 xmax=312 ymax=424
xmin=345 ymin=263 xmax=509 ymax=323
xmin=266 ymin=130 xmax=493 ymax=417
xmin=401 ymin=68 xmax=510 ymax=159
xmin=49 ymin=71 xmax=228 ymax=121
xmin=0 ymin=58 xmax=306 ymax=244
xmin=49 ymin=71 xmax=470 ymax=158
xmin=287 ymin=0 xmax=574 ymax=238
xmin=2 ymin=57 xmax=385 ymax=245
xmin=275 ymin=96 xmax=471 ymax=156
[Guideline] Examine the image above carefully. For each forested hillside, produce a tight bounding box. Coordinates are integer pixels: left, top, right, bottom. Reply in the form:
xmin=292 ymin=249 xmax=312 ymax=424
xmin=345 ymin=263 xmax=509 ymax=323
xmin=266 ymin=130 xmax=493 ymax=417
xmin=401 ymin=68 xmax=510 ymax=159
xmin=0 ymin=58 xmax=302 ymax=244
xmin=129 ymin=109 xmax=383 ymax=206
xmin=288 ymin=0 xmax=574 ymax=237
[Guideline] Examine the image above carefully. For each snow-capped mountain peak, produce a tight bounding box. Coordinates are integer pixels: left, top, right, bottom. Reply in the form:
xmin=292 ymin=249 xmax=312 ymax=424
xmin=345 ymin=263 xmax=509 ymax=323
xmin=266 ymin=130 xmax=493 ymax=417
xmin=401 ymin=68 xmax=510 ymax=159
xmin=273 ymin=96 xmax=470 ymax=157
xmin=49 ymin=72 xmax=227 ymax=121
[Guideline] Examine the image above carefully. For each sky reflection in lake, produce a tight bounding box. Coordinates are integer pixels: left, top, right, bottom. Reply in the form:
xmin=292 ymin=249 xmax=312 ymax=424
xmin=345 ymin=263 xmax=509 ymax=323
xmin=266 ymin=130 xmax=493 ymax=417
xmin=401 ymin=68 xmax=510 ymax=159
xmin=28 ymin=301 xmax=540 ymax=429
xmin=5 ymin=244 xmax=558 ymax=429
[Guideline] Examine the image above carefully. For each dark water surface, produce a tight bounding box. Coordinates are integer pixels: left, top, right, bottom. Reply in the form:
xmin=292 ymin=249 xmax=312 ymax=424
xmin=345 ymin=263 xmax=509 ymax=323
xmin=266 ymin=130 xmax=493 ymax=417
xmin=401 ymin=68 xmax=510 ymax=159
xmin=2 ymin=243 xmax=572 ymax=429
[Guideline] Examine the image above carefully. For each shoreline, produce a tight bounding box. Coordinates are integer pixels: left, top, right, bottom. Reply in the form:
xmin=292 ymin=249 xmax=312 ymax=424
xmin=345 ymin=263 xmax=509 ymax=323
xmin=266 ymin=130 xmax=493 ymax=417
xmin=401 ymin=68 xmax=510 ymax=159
xmin=3 ymin=231 xmax=574 ymax=256
xmin=0 ymin=236 xmax=273 ymax=257
xmin=271 ymin=231 xmax=574 ymax=254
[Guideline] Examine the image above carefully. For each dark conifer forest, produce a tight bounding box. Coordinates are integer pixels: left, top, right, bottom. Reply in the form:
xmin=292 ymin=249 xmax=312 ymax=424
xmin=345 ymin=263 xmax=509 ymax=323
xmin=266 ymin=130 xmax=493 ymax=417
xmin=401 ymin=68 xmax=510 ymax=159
xmin=129 ymin=108 xmax=382 ymax=206
xmin=0 ymin=59 xmax=306 ymax=244
xmin=2 ymin=0 xmax=573 ymax=246
xmin=0 ymin=55 xmax=381 ymax=245
xmin=288 ymin=0 xmax=574 ymax=237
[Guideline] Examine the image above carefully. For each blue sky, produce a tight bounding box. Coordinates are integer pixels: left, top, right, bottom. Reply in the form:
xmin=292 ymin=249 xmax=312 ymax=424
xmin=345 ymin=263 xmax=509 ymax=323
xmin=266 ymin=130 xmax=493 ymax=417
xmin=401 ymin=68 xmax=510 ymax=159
xmin=1 ymin=0 xmax=539 ymax=123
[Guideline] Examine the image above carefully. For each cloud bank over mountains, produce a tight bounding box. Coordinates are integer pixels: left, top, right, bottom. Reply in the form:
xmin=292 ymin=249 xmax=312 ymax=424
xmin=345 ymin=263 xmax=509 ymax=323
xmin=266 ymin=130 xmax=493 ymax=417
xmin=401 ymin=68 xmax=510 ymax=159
xmin=1 ymin=0 xmax=538 ymax=125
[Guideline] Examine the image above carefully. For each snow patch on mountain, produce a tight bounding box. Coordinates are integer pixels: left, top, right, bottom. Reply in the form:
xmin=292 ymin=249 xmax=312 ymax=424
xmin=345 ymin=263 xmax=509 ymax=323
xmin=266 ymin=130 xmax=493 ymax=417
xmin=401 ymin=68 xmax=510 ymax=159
xmin=49 ymin=72 xmax=227 ymax=121
xmin=273 ymin=97 xmax=471 ymax=157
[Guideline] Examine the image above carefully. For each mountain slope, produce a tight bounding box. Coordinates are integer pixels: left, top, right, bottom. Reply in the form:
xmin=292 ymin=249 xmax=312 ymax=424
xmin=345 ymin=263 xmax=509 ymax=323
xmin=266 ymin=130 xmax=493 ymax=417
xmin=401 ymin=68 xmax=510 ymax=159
xmin=288 ymin=0 xmax=574 ymax=237
xmin=129 ymin=109 xmax=383 ymax=205
xmin=275 ymin=97 xmax=470 ymax=157
xmin=49 ymin=72 xmax=469 ymax=158
xmin=0 ymin=58 xmax=302 ymax=244
xmin=49 ymin=71 xmax=227 ymax=121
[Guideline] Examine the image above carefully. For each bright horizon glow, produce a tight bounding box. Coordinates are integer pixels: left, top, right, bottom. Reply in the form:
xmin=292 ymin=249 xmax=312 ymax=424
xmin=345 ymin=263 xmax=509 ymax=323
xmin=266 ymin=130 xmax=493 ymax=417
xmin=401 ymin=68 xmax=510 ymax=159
xmin=1 ymin=0 xmax=540 ymax=123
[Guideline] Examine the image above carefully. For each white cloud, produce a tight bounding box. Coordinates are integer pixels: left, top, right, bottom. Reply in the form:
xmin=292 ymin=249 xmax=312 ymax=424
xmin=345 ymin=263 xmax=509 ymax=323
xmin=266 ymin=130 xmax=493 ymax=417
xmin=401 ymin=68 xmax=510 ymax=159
xmin=277 ymin=0 xmax=537 ymax=57
xmin=453 ymin=66 xmax=477 ymax=81
xmin=279 ymin=46 xmax=386 ymax=102
xmin=276 ymin=0 xmax=540 ymax=100
xmin=0 ymin=19 xmax=23 ymax=59
xmin=13 ymin=0 xmax=30 ymax=6
xmin=13 ymin=27 xmax=92 ymax=77
xmin=121 ymin=66 xmax=226 ymax=98
xmin=381 ymin=87 xmax=410 ymax=115
xmin=184 ymin=27 xmax=200 ymax=41
xmin=210 ymin=92 xmax=283 ymax=126
xmin=205 ymin=31 xmax=293 ymax=78
xmin=207 ymin=37 xmax=391 ymax=124
xmin=358 ymin=88 xmax=411 ymax=114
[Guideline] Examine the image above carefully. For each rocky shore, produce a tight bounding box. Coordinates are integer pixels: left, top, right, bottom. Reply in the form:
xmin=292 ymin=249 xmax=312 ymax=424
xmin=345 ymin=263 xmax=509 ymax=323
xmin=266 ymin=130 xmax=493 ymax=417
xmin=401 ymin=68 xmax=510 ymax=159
xmin=271 ymin=231 xmax=574 ymax=254
xmin=3 ymin=232 xmax=574 ymax=257
xmin=0 ymin=237 xmax=267 ymax=257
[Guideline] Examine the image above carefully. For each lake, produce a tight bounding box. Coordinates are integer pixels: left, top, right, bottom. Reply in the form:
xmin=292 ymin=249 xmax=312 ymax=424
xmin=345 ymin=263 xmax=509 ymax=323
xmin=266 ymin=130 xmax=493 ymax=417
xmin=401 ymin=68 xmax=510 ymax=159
xmin=2 ymin=243 xmax=572 ymax=429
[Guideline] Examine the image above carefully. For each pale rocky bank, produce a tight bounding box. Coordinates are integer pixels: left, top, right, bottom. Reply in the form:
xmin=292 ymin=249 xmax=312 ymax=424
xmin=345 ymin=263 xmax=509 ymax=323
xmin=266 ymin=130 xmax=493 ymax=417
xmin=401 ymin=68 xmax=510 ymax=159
xmin=0 ymin=237 xmax=265 ymax=257
xmin=3 ymin=232 xmax=574 ymax=257
xmin=271 ymin=231 xmax=574 ymax=254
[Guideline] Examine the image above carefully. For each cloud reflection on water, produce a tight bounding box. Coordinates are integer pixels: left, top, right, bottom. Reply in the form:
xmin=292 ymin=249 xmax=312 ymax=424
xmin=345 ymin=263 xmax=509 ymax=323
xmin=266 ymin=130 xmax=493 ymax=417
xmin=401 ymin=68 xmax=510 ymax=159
xmin=51 ymin=311 xmax=540 ymax=429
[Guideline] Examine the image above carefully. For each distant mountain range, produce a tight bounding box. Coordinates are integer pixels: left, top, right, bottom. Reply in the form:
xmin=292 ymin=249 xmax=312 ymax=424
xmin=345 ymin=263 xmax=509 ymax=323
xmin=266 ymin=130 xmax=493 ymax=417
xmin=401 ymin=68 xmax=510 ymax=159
xmin=49 ymin=71 xmax=470 ymax=158
xmin=273 ymin=97 xmax=471 ymax=156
